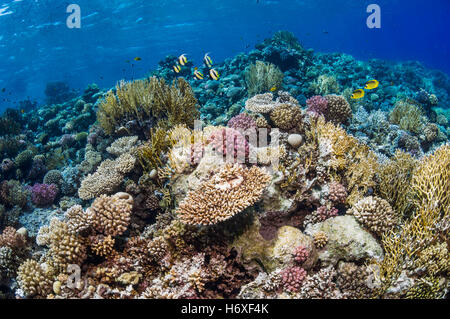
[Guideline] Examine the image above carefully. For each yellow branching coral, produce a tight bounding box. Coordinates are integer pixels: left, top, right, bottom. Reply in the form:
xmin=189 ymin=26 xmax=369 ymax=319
xmin=245 ymin=61 xmax=284 ymax=97
xmin=415 ymin=242 xmax=450 ymax=276
xmin=389 ymin=98 xmax=424 ymax=134
xmin=348 ymin=196 xmax=397 ymax=236
xmin=406 ymin=277 xmax=443 ymax=299
xmin=97 ymin=77 xmax=199 ymax=135
xmin=411 ymin=144 xmax=450 ymax=213
xmin=137 ymin=126 xmax=172 ymax=171
xmin=177 ymin=164 xmax=271 ymax=225
xmin=17 ymin=259 xmax=54 ymax=297
xmin=78 ymin=153 xmax=136 ymax=200
xmin=89 ymin=235 xmax=116 ymax=257
xmin=377 ymin=150 xmax=418 ymax=218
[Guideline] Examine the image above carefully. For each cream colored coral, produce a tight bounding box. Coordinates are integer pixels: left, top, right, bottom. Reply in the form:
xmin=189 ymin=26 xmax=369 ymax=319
xmin=90 ymin=235 xmax=115 ymax=257
xmin=78 ymin=153 xmax=136 ymax=200
xmin=348 ymin=196 xmax=397 ymax=236
xmin=313 ymin=231 xmax=328 ymax=249
xmin=88 ymin=192 xmax=133 ymax=236
xmin=177 ymin=164 xmax=271 ymax=225
xmin=245 ymin=93 xmax=279 ymax=114
xmin=65 ymin=205 xmax=91 ymax=234
xmin=17 ymin=259 xmax=54 ymax=297
xmin=106 ymin=136 xmax=139 ymax=156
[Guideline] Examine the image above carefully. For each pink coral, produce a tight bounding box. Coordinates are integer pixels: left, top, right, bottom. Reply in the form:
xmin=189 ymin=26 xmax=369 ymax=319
xmin=227 ymin=113 xmax=257 ymax=132
xmin=306 ymin=95 xmax=328 ymax=116
xmin=281 ymin=266 xmax=307 ymax=293
xmin=328 ymin=181 xmax=348 ymax=204
xmin=316 ymin=205 xmax=338 ymax=222
xmin=30 ymin=183 xmax=58 ymax=207
xmin=207 ymin=128 xmax=249 ymax=161
xmin=293 ymin=245 xmax=310 ymax=264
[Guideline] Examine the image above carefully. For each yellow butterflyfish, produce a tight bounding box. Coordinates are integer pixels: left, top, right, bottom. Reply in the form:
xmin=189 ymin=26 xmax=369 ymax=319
xmin=270 ymin=86 xmax=277 ymax=92
xmin=364 ymin=79 xmax=379 ymax=90
xmin=351 ymin=89 xmax=365 ymax=99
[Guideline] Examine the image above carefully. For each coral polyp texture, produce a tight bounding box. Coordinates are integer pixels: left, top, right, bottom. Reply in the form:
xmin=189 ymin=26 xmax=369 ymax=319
xmin=0 ymin=31 xmax=449 ymax=300
xmin=176 ymin=164 xmax=271 ymax=225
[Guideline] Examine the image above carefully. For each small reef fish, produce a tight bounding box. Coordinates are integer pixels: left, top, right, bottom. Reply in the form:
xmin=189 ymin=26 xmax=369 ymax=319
xmin=134 ymin=57 xmax=142 ymax=61
xmin=270 ymin=86 xmax=277 ymax=92
xmin=351 ymin=89 xmax=365 ymax=99
xmin=178 ymin=54 xmax=188 ymax=66
xmin=194 ymin=69 xmax=204 ymax=80
xmin=204 ymin=53 xmax=213 ymax=68
xmin=209 ymin=68 xmax=220 ymax=81
xmin=173 ymin=64 xmax=181 ymax=73
xmin=365 ymin=79 xmax=379 ymax=90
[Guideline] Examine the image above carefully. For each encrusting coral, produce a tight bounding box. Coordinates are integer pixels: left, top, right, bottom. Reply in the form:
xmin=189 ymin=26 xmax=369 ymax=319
xmin=176 ymin=164 xmax=271 ymax=225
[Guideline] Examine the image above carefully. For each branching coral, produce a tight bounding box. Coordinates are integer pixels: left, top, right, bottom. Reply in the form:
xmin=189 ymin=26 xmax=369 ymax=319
xmin=280 ymin=266 xmax=307 ymax=293
xmin=323 ymin=94 xmax=352 ymax=125
xmin=309 ymin=75 xmax=340 ymax=96
xmin=270 ymin=104 xmax=303 ymax=131
xmin=78 ymin=153 xmax=136 ymax=200
xmin=17 ymin=259 xmax=54 ymax=297
xmin=176 ymin=164 xmax=271 ymax=225
xmin=97 ymin=77 xmax=199 ymax=135
xmin=377 ymin=150 xmax=417 ymax=218
xmin=389 ymin=99 xmax=424 ymax=134
xmin=106 ymin=136 xmax=139 ymax=156
xmin=244 ymin=61 xmax=284 ymax=97
xmin=348 ymin=196 xmax=397 ymax=236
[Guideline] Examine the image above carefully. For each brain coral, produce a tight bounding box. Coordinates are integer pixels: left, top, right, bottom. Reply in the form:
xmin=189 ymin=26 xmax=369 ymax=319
xmin=78 ymin=153 xmax=136 ymax=200
xmin=176 ymin=164 xmax=271 ymax=225
xmin=324 ymin=95 xmax=352 ymax=125
xmin=348 ymin=196 xmax=397 ymax=236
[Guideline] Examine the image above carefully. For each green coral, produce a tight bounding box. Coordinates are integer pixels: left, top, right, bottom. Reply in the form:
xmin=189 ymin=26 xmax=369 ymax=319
xmin=14 ymin=150 xmax=34 ymax=168
xmin=244 ymin=61 xmax=284 ymax=97
xmin=406 ymin=277 xmax=443 ymax=299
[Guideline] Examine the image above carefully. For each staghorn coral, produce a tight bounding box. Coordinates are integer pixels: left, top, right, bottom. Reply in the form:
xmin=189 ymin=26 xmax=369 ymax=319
xmin=389 ymin=99 xmax=424 ymax=134
xmin=269 ymin=103 xmax=303 ymax=131
xmin=348 ymin=196 xmax=397 ymax=236
xmin=78 ymin=153 xmax=136 ymax=200
xmin=88 ymin=192 xmax=133 ymax=237
xmin=244 ymin=61 xmax=284 ymax=97
xmin=323 ymin=94 xmax=352 ymax=125
xmin=414 ymin=242 xmax=449 ymax=276
xmin=406 ymin=277 xmax=443 ymax=299
xmin=177 ymin=164 xmax=271 ymax=225
xmin=17 ymin=259 xmax=54 ymax=297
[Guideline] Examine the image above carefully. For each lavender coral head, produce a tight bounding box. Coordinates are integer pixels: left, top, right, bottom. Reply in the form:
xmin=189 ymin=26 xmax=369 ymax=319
xmin=306 ymin=95 xmax=328 ymax=116
xmin=30 ymin=183 xmax=58 ymax=207
xmin=227 ymin=113 xmax=257 ymax=132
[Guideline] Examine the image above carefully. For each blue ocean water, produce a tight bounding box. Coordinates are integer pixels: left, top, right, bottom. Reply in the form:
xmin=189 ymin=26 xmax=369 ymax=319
xmin=0 ymin=0 xmax=449 ymax=112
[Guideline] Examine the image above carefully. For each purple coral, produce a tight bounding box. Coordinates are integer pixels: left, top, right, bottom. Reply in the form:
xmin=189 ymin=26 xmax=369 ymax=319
xmin=328 ymin=181 xmax=347 ymax=204
xmin=316 ymin=205 xmax=338 ymax=222
xmin=207 ymin=128 xmax=249 ymax=161
xmin=30 ymin=183 xmax=58 ymax=207
xmin=293 ymin=245 xmax=310 ymax=264
xmin=227 ymin=113 xmax=257 ymax=132
xmin=281 ymin=266 xmax=307 ymax=293
xmin=306 ymin=95 xmax=328 ymax=116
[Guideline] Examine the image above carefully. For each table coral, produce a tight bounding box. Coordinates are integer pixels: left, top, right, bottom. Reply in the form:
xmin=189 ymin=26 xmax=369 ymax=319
xmin=177 ymin=164 xmax=271 ymax=225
